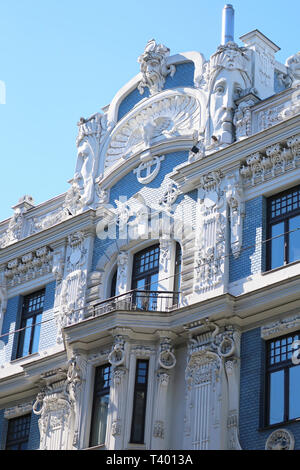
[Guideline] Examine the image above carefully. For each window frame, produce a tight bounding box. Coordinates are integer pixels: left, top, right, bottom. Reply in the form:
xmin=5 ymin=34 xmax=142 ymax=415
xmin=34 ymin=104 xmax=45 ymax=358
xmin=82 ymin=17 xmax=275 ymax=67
xmin=266 ymin=185 xmax=300 ymax=271
xmin=89 ymin=363 xmax=112 ymax=448
xmin=131 ymin=244 xmax=160 ymax=291
xmin=265 ymin=330 xmax=300 ymax=427
xmin=5 ymin=414 xmax=31 ymax=450
xmin=16 ymin=289 xmax=45 ymax=359
xmin=130 ymin=359 xmax=149 ymax=444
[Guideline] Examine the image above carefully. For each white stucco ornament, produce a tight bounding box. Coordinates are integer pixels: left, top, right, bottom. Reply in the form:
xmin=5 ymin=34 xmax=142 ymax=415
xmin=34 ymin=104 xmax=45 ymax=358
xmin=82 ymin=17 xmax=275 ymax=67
xmin=133 ymin=154 xmax=165 ymax=184
xmin=198 ymin=41 xmax=252 ymax=148
xmin=138 ymin=39 xmax=176 ymax=96
xmin=286 ymin=51 xmax=300 ymax=87
xmin=265 ymin=429 xmax=295 ymax=451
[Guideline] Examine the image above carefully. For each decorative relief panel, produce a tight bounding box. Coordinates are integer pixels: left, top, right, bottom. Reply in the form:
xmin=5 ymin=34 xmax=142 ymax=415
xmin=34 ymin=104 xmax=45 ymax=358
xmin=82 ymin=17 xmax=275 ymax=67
xmin=0 ymin=196 xmax=34 ymax=249
xmin=4 ymin=246 xmax=53 ymax=287
xmin=194 ymin=171 xmax=226 ymax=294
xmin=33 ymin=357 xmax=86 ymax=450
xmin=261 ymin=315 xmax=300 ymax=339
xmin=105 ymin=92 xmax=200 ymax=171
xmin=240 ymin=135 xmax=300 ymax=187
xmin=225 ymin=174 xmax=245 ymax=259
xmin=265 ymin=429 xmax=295 ymax=451
xmin=184 ymin=321 xmax=241 ymax=450
xmin=55 ymin=232 xmax=90 ymax=341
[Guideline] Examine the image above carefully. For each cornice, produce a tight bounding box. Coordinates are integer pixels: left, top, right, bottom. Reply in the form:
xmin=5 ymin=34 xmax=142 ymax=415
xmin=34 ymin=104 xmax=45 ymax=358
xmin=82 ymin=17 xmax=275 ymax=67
xmin=0 ymin=209 xmax=96 ymax=267
xmin=0 ymin=349 xmax=67 ymax=406
xmin=170 ymin=114 xmax=300 ymax=192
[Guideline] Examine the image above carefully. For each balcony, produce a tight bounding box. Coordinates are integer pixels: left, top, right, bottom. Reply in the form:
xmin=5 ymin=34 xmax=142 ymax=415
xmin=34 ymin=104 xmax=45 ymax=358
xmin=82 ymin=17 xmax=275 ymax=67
xmin=88 ymin=290 xmax=180 ymax=318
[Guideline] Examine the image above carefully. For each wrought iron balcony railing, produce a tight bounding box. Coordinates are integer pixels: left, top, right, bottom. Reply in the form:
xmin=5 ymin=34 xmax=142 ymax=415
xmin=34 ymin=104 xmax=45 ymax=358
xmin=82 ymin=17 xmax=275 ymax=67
xmin=89 ymin=289 xmax=180 ymax=318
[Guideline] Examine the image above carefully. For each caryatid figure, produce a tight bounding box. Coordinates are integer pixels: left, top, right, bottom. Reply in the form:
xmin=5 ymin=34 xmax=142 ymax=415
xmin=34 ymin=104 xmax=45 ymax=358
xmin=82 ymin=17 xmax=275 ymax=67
xmin=74 ymin=113 xmax=107 ymax=208
xmin=200 ymin=42 xmax=252 ymax=148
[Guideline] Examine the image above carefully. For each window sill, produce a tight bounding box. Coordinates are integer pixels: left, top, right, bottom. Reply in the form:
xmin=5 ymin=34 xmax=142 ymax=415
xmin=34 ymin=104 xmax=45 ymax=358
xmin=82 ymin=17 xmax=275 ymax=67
xmin=259 ymin=417 xmax=300 ymax=432
xmin=127 ymin=443 xmax=146 ymax=450
xmin=262 ymin=259 xmax=300 ymax=276
xmin=10 ymin=352 xmax=39 ymax=365
xmin=83 ymin=444 xmax=106 ymax=450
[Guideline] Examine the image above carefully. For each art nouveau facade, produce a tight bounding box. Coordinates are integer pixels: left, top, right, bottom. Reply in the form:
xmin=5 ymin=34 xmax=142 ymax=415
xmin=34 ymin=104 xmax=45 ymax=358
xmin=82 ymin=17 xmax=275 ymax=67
xmin=0 ymin=5 xmax=300 ymax=451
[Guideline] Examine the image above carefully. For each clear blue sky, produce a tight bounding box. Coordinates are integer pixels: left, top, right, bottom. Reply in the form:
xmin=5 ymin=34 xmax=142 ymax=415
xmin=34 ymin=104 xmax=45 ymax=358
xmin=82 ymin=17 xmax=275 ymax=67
xmin=0 ymin=0 xmax=299 ymax=221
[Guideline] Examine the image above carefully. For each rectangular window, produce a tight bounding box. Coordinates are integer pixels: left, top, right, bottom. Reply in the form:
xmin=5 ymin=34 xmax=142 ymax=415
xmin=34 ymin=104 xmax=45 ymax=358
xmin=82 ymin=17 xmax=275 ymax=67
xmin=132 ymin=245 xmax=160 ymax=311
xmin=17 ymin=290 xmax=45 ymax=359
xmin=5 ymin=414 xmax=31 ymax=450
xmin=89 ymin=364 xmax=111 ymax=447
xmin=130 ymin=359 xmax=149 ymax=444
xmin=266 ymin=332 xmax=300 ymax=426
xmin=267 ymin=185 xmax=300 ymax=270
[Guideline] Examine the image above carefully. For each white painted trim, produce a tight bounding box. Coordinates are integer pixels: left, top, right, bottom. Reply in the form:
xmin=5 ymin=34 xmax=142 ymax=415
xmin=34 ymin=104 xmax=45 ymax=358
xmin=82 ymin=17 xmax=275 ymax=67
xmin=106 ymin=51 xmax=205 ymax=127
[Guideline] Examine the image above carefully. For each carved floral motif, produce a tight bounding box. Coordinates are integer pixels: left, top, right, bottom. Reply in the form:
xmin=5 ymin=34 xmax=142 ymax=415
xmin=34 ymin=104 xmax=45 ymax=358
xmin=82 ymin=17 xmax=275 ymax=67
xmin=240 ymin=137 xmax=300 ymax=187
xmin=4 ymin=247 xmax=53 ymax=287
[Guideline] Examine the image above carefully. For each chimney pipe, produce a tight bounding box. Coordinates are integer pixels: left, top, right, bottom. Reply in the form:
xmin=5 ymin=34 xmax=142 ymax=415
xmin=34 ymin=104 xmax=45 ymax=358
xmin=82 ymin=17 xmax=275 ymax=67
xmin=221 ymin=4 xmax=235 ymax=45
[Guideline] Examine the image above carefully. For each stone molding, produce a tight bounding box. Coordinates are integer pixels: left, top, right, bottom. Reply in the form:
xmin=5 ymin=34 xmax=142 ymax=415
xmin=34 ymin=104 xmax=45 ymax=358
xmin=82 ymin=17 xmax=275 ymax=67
xmin=4 ymin=246 xmax=53 ymax=288
xmin=240 ymin=134 xmax=300 ymax=187
xmin=261 ymin=314 xmax=300 ymax=339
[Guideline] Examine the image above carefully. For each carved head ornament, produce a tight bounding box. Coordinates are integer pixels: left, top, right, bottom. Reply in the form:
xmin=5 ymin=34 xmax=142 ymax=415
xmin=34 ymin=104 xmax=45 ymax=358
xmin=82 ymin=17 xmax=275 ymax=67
xmin=138 ymin=39 xmax=176 ymax=96
xmin=286 ymin=51 xmax=300 ymax=87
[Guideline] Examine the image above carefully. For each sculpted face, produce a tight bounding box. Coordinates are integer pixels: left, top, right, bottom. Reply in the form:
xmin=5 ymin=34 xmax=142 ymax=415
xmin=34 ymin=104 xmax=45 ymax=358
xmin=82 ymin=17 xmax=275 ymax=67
xmin=210 ymin=68 xmax=246 ymax=144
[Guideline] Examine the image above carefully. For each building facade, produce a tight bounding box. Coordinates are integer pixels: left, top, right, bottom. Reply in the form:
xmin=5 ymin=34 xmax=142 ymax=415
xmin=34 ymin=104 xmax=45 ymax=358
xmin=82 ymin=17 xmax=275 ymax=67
xmin=0 ymin=5 xmax=300 ymax=451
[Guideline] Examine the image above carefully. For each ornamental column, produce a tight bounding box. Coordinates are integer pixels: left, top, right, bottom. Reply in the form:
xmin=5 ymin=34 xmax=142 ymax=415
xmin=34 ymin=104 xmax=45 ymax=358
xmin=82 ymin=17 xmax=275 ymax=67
xmin=106 ymin=334 xmax=129 ymax=450
xmin=151 ymin=335 xmax=177 ymax=449
xmin=33 ymin=369 xmax=75 ymax=450
xmin=183 ymin=322 xmax=241 ymax=450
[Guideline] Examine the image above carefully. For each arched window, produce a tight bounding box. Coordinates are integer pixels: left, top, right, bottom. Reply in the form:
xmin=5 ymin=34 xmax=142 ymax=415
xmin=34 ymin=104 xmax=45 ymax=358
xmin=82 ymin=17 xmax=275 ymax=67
xmin=173 ymin=242 xmax=182 ymax=306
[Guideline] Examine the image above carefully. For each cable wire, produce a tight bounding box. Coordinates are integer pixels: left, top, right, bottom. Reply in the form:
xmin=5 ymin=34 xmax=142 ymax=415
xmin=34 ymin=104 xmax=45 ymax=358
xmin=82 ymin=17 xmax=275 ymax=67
xmin=0 ymin=226 xmax=299 ymax=342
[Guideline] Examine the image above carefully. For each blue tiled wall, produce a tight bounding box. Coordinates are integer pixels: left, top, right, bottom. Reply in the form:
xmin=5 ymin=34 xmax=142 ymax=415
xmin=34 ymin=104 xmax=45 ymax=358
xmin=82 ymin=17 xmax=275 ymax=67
xmin=230 ymin=196 xmax=266 ymax=283
xmin=0 ymin=409 xmax=6 ymax=449
xmin=27 ymin=411 xmax=40 ymax=450
xmin=117 ymin=62 xmax=195 ymax=121
xmin=1 ymin=295 xmax=21 ymax=363
xmin=239 ymin=328 xmax=300 ymax=450
xmin=109 ymin=151 xmax=189 ymax=203
xmin=92 ymin=151 xmax=190 ymax=271
xmin=0 ymin=281 xmax=57 ymax=364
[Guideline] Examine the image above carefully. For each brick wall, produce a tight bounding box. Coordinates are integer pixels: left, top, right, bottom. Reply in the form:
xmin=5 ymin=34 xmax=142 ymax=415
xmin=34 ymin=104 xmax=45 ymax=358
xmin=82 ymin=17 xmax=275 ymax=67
xmin=230 ymin=196 xmax=266 ymax=283
xmin=239 ymin=328 xmax=300 ymax=450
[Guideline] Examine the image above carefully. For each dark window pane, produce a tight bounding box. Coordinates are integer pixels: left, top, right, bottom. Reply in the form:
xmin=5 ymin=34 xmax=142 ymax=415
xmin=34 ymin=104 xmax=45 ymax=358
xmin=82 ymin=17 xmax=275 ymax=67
xmin=110 ymin=270 xmax=117 ymax=298
xmin=17 ymin=290 xmax=45 ymax=359
xmin=5 ymin=414 xmax=31 ymax=450
xmin=269 ymin=370 xmax=284 ymax=425
xmin=271 ymin=222 xmax=285 ymax=269
xmin=89 ymin=364 xmax=111 ymax=447
xmin=289 ymin=215 xmax=300 ymax=263
xmin=131 ymin=360 xmax=149 ymax=444
xmin=90 ymin=394 xmax=110 ymax=446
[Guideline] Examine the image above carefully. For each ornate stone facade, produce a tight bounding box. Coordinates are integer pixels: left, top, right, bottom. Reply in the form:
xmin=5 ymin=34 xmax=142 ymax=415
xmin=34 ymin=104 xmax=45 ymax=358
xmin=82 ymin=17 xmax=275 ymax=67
xmin=1 ymin=5 xmax=300 ymax=452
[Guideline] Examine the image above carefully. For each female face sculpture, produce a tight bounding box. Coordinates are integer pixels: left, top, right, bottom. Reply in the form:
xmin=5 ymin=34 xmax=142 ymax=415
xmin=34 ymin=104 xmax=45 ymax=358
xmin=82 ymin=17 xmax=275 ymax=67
xmin=203 ymin=42 xmax=251 ymax=147
xmin=209 ymin=68 xmax=246 ymax=145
